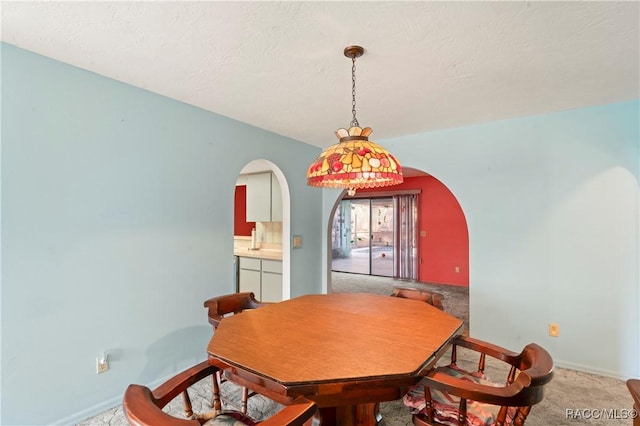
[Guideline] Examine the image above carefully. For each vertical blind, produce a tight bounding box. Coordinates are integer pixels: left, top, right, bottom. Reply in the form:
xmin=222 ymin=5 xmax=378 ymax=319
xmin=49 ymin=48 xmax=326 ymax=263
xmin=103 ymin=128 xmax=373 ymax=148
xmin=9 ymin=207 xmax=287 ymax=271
xmin=395 ymin=194 xmax=418 ymax=280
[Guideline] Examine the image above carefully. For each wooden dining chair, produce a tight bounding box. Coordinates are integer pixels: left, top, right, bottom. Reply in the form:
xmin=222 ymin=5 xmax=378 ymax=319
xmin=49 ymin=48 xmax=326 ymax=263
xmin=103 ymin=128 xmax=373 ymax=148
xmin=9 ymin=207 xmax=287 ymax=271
xmin=371 ymin=287 xmax=447 ymax=422
xmin=204 ymin=292 xmax=269 ymax=329
xmin=403 ymin=335 xmax=554 ymax=425
xmin=627 ymin=379 xmax=640 ymax=426
xmin=391 ymin=287 xmax=445 ymax=311
xmin=123 ymin=360 xmax=316 ymax=426
xmin=203 ymin=292 xmax=270 ymax=413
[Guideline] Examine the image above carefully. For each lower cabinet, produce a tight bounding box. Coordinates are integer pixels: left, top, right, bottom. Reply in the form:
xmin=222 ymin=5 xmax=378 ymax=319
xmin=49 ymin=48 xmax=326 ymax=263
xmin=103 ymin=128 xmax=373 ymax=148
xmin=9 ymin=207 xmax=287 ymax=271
xmin=238 ymin=257 xmax=261 ymax=296
xmin=238 ymin=257 xmax=282 ymax=302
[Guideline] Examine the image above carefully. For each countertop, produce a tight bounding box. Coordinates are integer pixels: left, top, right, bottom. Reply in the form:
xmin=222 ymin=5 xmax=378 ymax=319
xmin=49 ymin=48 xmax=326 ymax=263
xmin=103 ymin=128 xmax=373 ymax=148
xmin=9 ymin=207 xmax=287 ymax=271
xmin=234 ymin=248 xmax=282 ymax=260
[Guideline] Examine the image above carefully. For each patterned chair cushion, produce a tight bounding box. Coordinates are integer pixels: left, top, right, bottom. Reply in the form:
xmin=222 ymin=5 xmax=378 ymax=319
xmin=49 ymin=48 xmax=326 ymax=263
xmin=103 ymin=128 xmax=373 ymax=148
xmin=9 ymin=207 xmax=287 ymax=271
xmin=403 ymin=364 xmax=513 ymax=426
xmin=202 ymin=410 xmax=258 ymax=426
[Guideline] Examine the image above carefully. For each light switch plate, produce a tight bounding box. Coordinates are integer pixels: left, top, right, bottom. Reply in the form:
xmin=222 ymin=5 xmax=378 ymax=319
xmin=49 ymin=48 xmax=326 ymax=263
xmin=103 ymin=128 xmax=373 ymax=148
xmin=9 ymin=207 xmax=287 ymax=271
xmin=292 ymin=235 xmax=302 ymax=249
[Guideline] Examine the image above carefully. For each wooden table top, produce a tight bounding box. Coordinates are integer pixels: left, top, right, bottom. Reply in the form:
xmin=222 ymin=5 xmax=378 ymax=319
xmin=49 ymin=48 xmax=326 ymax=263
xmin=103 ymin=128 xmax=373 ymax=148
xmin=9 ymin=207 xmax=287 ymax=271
xmin=207 ymin=293 xmax=463 ymax=386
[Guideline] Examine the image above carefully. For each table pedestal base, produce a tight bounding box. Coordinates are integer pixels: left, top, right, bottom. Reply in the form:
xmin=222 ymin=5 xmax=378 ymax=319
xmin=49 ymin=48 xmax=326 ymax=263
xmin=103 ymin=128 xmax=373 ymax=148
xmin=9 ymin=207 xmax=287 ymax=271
xmin=315 ymin=403 xmax=378 ymax=426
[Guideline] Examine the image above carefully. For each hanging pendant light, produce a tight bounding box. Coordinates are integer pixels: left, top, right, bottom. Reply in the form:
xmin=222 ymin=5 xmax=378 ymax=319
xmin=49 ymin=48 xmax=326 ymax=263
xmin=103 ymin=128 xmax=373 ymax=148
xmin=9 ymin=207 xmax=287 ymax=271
xmin=307 ymin=45 xmax=403 ymax=196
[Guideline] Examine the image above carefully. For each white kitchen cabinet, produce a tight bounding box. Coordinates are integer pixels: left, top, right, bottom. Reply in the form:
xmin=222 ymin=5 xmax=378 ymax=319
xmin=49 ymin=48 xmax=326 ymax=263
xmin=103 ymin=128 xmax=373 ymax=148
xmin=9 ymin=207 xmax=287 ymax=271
xmin=238 ymin=257 xmax=261 ymax=296
xmin=246 ymin=172 xmax=282 ymax=222
xmin=270 ymin=175 xmax=282 ymax=222
xmin=261 ymin=259 xmax=283 ymax=302
xmin=238 ymin=257 xmax=282 ymax=302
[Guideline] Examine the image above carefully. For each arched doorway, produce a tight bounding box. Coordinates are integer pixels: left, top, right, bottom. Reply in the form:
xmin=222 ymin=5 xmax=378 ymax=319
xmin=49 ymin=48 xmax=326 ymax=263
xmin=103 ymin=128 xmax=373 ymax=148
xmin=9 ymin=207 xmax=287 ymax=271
xmin=234 ymin=159 xmax=291 ymax=300
xmin=327 ymin=167 xmax=471 ymax=331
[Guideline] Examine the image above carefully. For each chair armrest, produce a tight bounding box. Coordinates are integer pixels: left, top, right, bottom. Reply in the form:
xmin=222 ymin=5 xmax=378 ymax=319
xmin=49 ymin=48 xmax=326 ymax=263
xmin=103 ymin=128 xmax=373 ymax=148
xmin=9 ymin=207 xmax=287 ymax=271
xmin=259 ymin=396 xmax=316 ymax=426
xmin=152 ymin=360 xmax=218 ymax=407
xmin=203 ymin=293 xmax=272 ymax=329
xmin=453 ymin=335 xmax=521 ymax=365
xmin=124 ymin=385 xmax=201 ymax=426
xmin=423 ymin=370 xmax=532 ymax=407
xmin=437 ymin=338 xmax=553 ymax=407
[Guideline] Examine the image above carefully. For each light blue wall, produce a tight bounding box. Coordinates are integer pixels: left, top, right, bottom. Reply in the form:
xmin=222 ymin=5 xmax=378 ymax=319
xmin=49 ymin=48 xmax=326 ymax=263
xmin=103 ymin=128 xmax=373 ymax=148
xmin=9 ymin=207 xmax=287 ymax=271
xmin=343 ymin=100 xmax=638 ymax=379
xmin=3 ymin=40 xmax=639 ymax=425
xmin=1 ymin=43 xmax=323 ymax=425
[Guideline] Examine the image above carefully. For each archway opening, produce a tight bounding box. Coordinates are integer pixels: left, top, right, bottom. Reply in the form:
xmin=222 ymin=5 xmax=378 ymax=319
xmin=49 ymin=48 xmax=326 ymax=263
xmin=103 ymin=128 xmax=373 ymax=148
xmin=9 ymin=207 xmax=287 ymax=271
xmin=233 ymin=159 xmax=291 ymax=301
xmin=327 ymin=167 xmax=470 ymax=332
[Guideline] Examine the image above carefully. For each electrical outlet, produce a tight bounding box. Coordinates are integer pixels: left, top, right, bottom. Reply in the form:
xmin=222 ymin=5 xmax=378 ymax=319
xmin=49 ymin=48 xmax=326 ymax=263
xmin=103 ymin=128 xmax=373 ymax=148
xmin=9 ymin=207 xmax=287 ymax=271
xmin=455 ymin=266 xmax=460 ymax=273
xmin=96 ymin=355 xmax=109 ymax=374
xmin=549 ymin=323 xmax=560 ymax=337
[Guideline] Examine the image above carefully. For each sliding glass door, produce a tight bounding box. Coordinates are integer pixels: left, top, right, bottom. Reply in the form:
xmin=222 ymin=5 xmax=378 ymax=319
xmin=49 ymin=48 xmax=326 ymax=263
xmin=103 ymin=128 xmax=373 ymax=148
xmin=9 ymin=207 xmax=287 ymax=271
xmin=370 ymin=198 xmax=394 ymax=276
xmin=331 ymin=199 xmax=370 ymax=275
xmin=331 ymin=197 xmax=395 ymax=277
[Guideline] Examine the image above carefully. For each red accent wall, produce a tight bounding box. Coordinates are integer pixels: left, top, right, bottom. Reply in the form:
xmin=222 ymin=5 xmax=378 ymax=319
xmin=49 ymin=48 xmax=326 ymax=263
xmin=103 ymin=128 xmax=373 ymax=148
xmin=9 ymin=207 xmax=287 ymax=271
xmin=363 ymin=176 xmax=469 ymax=287
xmin=234 ymin=185 xmax=255 ymax=236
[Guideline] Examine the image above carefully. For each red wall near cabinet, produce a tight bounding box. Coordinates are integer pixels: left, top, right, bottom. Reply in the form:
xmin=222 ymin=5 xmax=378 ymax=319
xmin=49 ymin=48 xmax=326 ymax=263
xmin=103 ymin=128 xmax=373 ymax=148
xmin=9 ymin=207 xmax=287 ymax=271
xmin=361 ymin=175 xmax=469 ymax=287
xmin=234 ymin=185 xmax=255 ymax=236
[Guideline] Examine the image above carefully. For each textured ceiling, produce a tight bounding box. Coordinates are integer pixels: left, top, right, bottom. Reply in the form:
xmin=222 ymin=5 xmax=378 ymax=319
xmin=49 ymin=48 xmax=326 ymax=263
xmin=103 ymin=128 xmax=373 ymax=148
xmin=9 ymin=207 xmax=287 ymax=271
xmin=2 ymin=1 xmax=638 ymax=148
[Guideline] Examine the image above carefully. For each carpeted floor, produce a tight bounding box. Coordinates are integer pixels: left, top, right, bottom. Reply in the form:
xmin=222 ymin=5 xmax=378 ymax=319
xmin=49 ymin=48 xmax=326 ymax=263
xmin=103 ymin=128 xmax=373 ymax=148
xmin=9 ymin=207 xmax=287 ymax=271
xmin=79 ymin=273 xmax=635 ymax=425
xmin=328 ymin=272 xmax=634 ymax=426
xmin=331 ymin=272 xmax=470 ymax=333
xmin=82 ymin=356 xmax=634 ymax=426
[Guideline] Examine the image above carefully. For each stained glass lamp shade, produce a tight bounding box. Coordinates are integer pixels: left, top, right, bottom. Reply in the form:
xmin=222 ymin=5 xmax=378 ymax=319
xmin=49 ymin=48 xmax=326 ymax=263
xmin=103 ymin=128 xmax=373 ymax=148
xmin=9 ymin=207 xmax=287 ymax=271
xmin=307 ymin=126 xmax=403 ymax=195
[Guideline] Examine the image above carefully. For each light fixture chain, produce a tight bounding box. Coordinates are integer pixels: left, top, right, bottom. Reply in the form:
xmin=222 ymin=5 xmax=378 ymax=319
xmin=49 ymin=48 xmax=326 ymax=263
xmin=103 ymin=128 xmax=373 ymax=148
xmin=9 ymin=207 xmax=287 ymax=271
xmin=350 ymin=56 xmax=359 ymax=128
xmin=306 ymin=45 xmax=403 ymax=194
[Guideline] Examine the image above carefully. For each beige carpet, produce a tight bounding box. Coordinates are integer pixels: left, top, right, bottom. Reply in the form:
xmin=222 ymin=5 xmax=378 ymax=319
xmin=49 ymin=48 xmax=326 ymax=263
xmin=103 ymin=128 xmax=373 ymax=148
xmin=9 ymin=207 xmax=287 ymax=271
xmin=329 ymin=272 xmax=634 ymax=426
xmin=81 ymin=356 xmax=634 ymax=426
xmin=331 ymin=272 xmax=470 ymax=332
xmin=78 ymin=273 xmax=635 ymax=425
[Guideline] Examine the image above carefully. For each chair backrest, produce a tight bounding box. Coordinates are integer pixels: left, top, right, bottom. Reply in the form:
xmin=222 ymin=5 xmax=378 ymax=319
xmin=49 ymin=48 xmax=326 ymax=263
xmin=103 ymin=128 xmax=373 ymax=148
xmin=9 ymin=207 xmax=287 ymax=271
xmin=628 ymin=379 xmax=640 ymax=426
xmin=410 ymin=336 xmax=554 ymax=425
xmin=391 ymin=287 xmax=445 ymax=311
xmin=123 ymin=360 xmax=316 ymax=426
xmin=203 ymin=292 xmax=269 ymax=329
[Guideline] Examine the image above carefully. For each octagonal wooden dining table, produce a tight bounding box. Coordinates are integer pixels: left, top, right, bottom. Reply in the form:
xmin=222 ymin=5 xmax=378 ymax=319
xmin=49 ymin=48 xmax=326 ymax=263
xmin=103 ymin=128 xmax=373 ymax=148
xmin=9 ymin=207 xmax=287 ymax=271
xmin=207 ymin=293 xmax=464 ymax=425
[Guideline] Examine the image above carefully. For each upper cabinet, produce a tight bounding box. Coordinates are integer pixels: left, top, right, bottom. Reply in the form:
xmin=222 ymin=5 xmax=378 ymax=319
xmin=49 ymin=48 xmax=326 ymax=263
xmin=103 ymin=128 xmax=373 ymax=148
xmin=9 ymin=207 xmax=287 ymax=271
xmin=271 ymin=174 xmax=282 ymax=222
xmin=246 ymin=172 xmax=282 ymax=222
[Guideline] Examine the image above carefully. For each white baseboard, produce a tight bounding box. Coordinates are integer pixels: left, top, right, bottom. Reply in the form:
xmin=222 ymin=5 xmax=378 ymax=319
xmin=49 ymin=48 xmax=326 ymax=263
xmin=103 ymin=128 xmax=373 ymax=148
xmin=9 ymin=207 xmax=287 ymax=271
xmin=554 ymin=359 xmax=633 ymax=381
xmin=53 ymin=395 xmax=123 ymax=426
xmin=52 ymin=375 xmax=171 ymax=426
xmin=51 ymin=358 xmax=636 ymax=425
